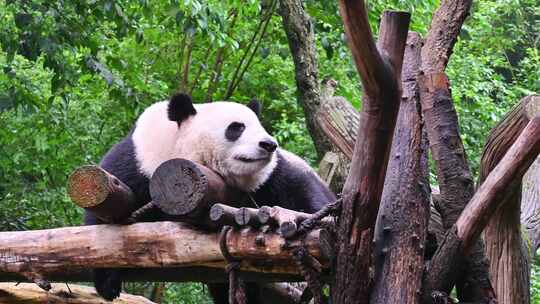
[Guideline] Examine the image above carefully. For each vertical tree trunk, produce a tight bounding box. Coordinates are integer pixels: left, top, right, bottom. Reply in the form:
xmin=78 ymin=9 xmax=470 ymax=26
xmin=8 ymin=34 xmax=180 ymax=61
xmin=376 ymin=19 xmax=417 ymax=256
xmin=370 ymin=32 xmax=431 ymax=304
xmin=481 ymin=95 xmax=540 ymax=304
xmin=418 ymin=0 xmax=495 ymax=301
xmin=278 ymin=0 xmax=333 ymax=159
xmin=333 ymin=2 xmax=410 ymax=302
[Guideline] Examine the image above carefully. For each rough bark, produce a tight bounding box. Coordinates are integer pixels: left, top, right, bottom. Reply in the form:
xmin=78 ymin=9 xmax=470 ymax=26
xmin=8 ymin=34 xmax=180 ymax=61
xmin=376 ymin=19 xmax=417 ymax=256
xmin=419 ymin=0 xmax=495 ymax=301
xmin=522 ymin=154 xmax=540 ymax=252
xmin=370 ymin=32 xmax=430 ymax=304
xmin=423 ymin=116 xmax=540 ymax=303
xmin=278 ymin=0 xmax=333 ymax=159
xmin=333 ymin=3 xmax=410 ymax=302
xmin=149 ymin=158 xmax=245 ymax=221
xmin=480 ymin=95 xmax=540 ymax=304
xmin=67 ymin=165 xmax=138 ymax=223
xmin=0 ymin=222 xmax=325 ymax=279
xmin=316 ymin=97 xmax=359 ymax=159
xmin=0 ymin=283 xmax=156 ymax=304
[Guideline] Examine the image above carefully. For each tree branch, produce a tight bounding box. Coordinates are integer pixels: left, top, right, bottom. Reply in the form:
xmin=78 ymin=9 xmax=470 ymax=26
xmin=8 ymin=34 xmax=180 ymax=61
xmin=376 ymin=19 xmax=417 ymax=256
xmin=480 ymin=95 xmax=539 ymax=304
xmin=423 ymin=116 xmax=540 ymax=303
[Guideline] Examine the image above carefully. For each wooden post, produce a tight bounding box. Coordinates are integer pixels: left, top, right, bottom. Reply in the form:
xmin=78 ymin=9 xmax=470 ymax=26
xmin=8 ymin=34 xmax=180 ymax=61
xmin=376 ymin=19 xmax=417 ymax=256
xmin=334 ymin=4 xmax=410 ymax=303
xmin=370 ymin=32 xmax=430 ymax=304
xmin=67 ymin=165 xmax=138 ymax=223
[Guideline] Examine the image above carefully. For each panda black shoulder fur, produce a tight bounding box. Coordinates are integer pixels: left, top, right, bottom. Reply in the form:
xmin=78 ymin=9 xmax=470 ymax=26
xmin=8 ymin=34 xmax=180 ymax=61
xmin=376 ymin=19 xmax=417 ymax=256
xmin=84 ymin=93 xmax=336 ymax=302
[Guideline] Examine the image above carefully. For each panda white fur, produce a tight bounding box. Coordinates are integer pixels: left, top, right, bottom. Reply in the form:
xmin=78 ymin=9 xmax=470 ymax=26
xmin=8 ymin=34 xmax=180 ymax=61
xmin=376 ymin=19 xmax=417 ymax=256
xmin=84 ymin=93 xmax=336 ymax=302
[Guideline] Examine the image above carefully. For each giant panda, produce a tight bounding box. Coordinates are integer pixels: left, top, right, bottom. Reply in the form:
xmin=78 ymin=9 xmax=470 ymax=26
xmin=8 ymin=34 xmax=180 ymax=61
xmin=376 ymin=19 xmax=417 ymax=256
xmin=84 ymin=93 xmax=336 ymax=302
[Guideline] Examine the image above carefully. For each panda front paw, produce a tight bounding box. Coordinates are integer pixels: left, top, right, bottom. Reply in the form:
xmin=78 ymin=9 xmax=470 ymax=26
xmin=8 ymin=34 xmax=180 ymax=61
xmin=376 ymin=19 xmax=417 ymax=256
xmin=94 ymin=268 xmax=122 ymax=301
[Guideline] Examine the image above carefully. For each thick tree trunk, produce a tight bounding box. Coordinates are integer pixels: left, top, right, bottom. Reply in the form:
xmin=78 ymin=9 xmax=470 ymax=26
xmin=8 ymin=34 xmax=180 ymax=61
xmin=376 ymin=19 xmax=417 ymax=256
xmin=418 ymin=0 xmax=496 ymax=301
xmin=278 ymin=0 xmax=333 ymax=159
xmin=333 ymin=2 xmax=410 ymax=302
xmin=480 ymin=95 xmax=540 ymax=304
xmin=0 ymin=222 xmax=325 ymax=279
xmin=423 ymin=116 xmax=540 ymax=303
xmin=370 ymin=32 xmax=430 ymax=304
xmin=0 ymin=283 xmax=156 ymax=304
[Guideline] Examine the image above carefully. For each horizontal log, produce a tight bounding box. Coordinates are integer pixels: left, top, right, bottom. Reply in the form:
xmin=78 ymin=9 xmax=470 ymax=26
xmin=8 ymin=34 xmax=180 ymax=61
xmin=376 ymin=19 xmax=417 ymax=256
xmin=0 ymin=267 xmax=307 ymax=284
xmin=0 ymin=283 xmax=155 ymax=304
xmin=68 ymin=165 xmax=139 ymax=223
xmin=150 ymin=159 xmax=246 ymax=226
xmin=0 ymin=222 xmax=325 ymax=280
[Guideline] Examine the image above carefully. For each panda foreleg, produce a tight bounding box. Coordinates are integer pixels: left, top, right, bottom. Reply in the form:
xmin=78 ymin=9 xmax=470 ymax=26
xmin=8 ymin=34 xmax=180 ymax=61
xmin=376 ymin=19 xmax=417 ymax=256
xmin=84 ymin=211 xmax=123 ymax=300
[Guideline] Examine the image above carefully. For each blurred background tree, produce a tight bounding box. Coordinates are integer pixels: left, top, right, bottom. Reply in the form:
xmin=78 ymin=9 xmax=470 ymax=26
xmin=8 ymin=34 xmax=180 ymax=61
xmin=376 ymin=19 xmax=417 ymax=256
xmin=0 ymin=0 xmax=538 ymax=302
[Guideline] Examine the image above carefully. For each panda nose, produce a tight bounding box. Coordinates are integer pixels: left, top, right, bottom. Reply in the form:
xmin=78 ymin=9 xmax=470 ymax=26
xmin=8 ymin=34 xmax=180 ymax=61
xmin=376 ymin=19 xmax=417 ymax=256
xmin=259 ymin=140 xmax=277 ymax=152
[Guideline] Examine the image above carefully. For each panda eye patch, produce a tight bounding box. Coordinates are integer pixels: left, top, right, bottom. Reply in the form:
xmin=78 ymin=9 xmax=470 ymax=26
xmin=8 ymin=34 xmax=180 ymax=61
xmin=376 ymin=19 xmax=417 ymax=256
xmin=225 ymin=122 xmax=246 ymax=141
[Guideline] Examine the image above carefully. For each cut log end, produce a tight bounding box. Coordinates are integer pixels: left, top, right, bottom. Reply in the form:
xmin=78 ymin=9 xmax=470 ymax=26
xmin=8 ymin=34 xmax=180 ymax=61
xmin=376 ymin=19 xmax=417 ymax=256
xmin=67 ymin=165 xmax=110 ymax=208
xmin=279 ymin=221 xmax=298 ymax=239
xmin=258 ymin=206 xmax=273 ymax=225
xmin=150 ymin=158 xmax=209 ymax=216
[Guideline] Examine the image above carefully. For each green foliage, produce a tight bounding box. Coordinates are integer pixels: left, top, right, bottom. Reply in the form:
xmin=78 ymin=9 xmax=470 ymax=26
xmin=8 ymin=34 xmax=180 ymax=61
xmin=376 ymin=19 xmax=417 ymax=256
xmin=533 ymin=260 xmax=540 ymax=303
xmin=1 ymin=0 xmax=539 ymax=301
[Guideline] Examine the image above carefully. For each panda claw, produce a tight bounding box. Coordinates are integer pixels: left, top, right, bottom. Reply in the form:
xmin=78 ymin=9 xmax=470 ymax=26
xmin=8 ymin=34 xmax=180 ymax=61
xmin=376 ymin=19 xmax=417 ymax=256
xmin=94 ymin=269 xmax=122 ymax=301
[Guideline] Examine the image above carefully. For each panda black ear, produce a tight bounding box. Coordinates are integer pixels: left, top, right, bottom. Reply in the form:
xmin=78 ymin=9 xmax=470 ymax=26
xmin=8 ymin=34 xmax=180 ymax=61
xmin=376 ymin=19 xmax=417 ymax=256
xmin=247 ymin=98 xmax=261 ymax=118
xmin=168 ymin=93 xmax=197 ymax=124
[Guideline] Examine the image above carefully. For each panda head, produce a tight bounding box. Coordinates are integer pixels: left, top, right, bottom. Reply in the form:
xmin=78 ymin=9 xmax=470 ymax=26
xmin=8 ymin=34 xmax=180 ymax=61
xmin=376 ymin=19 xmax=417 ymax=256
xmin=167 ymin=93 xmax=278 ymax=191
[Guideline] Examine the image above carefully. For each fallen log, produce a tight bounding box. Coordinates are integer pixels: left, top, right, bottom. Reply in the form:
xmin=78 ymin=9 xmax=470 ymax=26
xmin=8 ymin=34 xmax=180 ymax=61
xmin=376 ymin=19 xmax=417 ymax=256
xmin=0 ymin=222 xmax=325 ymax=281
xmin=0 ymin=283 xmax=155 ymax=304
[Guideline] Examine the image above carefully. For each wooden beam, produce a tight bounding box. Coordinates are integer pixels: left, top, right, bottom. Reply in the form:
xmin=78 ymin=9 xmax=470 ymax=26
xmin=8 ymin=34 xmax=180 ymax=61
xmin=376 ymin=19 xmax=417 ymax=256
xmin=0 ymin=283 xmax=156 ymax=304
xmin=0 ymin=222 xmax=325 ymax=280
xmin=334 ymin=4 xmax=410 ymax=303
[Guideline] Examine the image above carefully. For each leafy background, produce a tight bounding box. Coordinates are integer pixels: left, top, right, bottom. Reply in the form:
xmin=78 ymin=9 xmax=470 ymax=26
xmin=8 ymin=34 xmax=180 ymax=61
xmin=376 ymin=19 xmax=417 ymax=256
xmin=0 ymin=0 xmax=539 ymax=302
